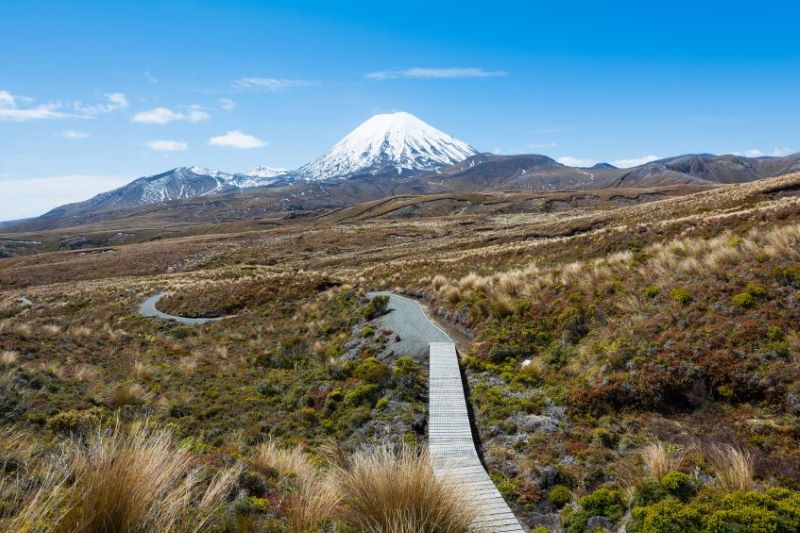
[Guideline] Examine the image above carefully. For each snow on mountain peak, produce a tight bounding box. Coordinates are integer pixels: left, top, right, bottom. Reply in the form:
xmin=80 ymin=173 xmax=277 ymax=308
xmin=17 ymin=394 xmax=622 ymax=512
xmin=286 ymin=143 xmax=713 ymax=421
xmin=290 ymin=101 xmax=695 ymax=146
xmin=297 ymin=111 xmax=477 ymax=180
xmin=248 ymin=165 xmax=288 ymax=178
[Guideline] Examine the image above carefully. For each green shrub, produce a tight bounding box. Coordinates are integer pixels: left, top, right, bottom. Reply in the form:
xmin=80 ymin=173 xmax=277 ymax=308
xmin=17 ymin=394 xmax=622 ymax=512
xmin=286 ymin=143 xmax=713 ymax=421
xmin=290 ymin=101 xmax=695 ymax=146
xmin=659 ymin=471 xmax=696 ymax=501
xmin=643 ymin=285 xmax=660 ymax=298
xmin=595 ymin=427 xmax=619 ymax=448
xmin=630 ymin=489 xmax=800 ymax=533
xmin=773 ymin=265 xmax=800 ymax=286
xmin=745 ymin=283 xmax=767 ymax=298
xmin=45 ymin=407 xmax=105 ymax=435
xmin=363 ymin=295 xmax=389 ymax=320
xmin=542 ymin=342 xmax=577 ymax=369
xmin=375 ymin=397 xmax=389 ymax=409
xmin=732 ymin=292 xmax=755 ymax=308
xmin=353 ymin=357 xmax=389 ymax=382
xmin=767 ymin=325 xmax=784 ymax=341
xmin=344 ymin=383 xmax=380 ymax=406
xmin=549 ymin=484 xmax=572 ymax=509
xmin=563 ymin=486 xmax=625 ymax=532
xmin=630 ymin=497 xmax=702 ymax=533
xmin=669 ymin=288 xmax=692 ymax=304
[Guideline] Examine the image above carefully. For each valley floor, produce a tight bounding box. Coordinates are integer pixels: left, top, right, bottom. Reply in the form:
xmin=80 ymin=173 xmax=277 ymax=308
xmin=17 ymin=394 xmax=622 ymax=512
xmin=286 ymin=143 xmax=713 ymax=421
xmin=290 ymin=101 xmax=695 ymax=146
xmin=2 ymin=173 xmax=800 ymax=530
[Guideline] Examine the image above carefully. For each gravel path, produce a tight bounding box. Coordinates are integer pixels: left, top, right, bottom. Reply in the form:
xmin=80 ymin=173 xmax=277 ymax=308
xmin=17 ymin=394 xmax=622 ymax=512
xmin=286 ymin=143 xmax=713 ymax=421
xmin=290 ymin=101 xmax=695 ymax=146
xmin=139 ymin=292 xmax=224 ymax=325
xmin=366 ymin=291 xmax=451 ymax=360
xmin=367 ymin=291 xmax=524 ymax=532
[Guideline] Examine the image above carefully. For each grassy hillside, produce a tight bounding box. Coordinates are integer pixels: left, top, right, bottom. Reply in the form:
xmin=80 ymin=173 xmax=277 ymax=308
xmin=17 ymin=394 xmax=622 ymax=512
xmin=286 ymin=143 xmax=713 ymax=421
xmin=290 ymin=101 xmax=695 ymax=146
xmin=1 ymin=173 xmax=800 ymax=530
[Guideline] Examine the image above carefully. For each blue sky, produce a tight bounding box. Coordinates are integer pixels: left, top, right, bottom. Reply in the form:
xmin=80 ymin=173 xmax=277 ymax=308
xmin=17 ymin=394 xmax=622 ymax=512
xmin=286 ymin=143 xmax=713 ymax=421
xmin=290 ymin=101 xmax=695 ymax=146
xmin=1 ymin=0 xmax=799 ymax=219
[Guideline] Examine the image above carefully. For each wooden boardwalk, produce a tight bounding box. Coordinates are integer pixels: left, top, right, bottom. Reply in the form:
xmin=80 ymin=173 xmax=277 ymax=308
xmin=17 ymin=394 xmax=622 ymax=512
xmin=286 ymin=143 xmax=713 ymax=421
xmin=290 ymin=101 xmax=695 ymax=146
xmin=429 ymin=341 xmax=525 ymax=532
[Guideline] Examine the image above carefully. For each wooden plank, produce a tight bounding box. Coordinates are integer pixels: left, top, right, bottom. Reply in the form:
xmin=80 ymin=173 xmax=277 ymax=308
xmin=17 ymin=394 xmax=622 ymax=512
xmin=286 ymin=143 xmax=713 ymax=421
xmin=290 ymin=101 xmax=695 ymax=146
xmin=429 ymin=341 xmax=525 ymax=532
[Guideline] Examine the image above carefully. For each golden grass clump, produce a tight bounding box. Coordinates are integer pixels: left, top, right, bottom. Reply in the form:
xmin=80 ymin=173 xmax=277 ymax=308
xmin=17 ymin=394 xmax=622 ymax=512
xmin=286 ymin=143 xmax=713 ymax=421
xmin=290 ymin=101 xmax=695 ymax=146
xmin=69 ymin=326 xmax=92 ymax=339
xmin=641 ymin=441 xmax=685 ymax=480
xmin=253 ymin=442 xmax=339 ymax=531
xmin=133 ymin=360 xmax=156 ymax=380
xmin=253 ymin=441 xmax=316 ymax=482
xmin=707 ymin=444 xmax=754 ymax=491
xmin=431 ymin=274 xmax=448 ymax=290
xmin=0 ymin=350 xmax=19 ymax=366
xmin=60 ymin=420 xmax=238 ymax=533
xmin=41 ymin=324 xmax=62 ymax=337
xmin=335 ymin=446 xmax=477 ymax=533
xmin=14 ymin=323 xmax=33 ymax=338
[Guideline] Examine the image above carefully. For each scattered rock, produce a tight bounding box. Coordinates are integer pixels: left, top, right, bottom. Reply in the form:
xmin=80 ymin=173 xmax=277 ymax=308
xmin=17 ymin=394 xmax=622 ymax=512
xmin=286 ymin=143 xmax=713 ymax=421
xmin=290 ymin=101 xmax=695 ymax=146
xmin=586 ymin=515 xmax=615 ymax=531
xmin=517 ymin=414 xmax=560 ymax=433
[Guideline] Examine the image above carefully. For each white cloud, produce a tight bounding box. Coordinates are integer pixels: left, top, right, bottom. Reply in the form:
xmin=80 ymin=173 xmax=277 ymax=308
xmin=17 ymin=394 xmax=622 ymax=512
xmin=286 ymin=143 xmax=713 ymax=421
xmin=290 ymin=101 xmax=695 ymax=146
xmin=557 ymin=156 xmax=597 ymax=167
xmin=145 ymin=139 xmax=188 ymax=152
xmin=0 ymin=91 xmax=128 ymax=121
xmin=611 ymin=155 xmax=660 ymax=168
xmin=733 ymin=147 xmax=795 ymax=158
xmin=738 ymin=149 xmax=764 ymax=158
xmin=131 ymin=105 xmax=210 ymax=124
xmin=0 ymin=103 xmax=71 ymax=121
xmin=219 ymin=97 xmax=236 ymax=111
xmin=0 ymin=90 xmax=16 ymax=107
xmin=0 ymin=174 xmax=130 ymax=220
xmin=73 ymin=92 xmax=129 ymax=117
xmin=367 ymin=67 xmax=508 ymax=80
xmin=233 ymin=77 xmax=319 ymax=92
xmin=61 ymin=129 xmax=91 ymax=140
xmin=208 ymin=130 xmax=265 ymax=149
xmin=144 ymin=70 xmax=158 ymax=83
xmin=557 ymin=154 xmax=661 ymax=168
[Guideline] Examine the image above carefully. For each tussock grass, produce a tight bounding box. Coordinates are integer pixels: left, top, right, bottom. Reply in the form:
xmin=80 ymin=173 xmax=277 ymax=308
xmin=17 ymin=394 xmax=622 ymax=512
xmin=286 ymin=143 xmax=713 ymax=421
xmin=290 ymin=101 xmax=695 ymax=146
xmin=641 ymin=442 xmax=685 ymax=480
xmin=707 ymin=444 xmax=754 ymax=491
xmin=69 ymin=326 xmax=92 ymax=339
xmin=0 ymin=350 xmax=19 ymax=366
xmin=41 ymin=324 xmax=62 ymax=336
xmin=60 ymin=420 xmax=238 ymax=532
xmin=335 ymin=446 xmax=477 ymax=533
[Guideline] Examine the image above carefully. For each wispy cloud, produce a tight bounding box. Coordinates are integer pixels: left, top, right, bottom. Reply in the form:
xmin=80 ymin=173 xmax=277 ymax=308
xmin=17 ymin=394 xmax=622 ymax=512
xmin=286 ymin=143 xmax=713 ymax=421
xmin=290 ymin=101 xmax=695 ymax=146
xmin=145 ymin=139 xmax=188 ymax=152
xmin=218 ymin=97 xmax=236 ymax=111
xmin=208 ymin=130 xmax=265 ymax=149
xmin=366 ymin=67 xmax=508 ymax=80
xmin=734 ymin=147 xmax=794 ymax=158
xmin=233 ymin=77 xmax=319 ymax=92
xmin=558 ymin=154 xmax=661 ymax=168
xmin=0 ymin=103 xmax=71 ymax=121
xmin=0 ymin=91 xmax=127 ymax=121
xmin=144 ymin=70 xmax=158 ymax=83
xmin=131 ymin=105 xmax=210 ymax=124
xmin=0 ymin=90 xmax=18 ymax=107
xmin=60 ymin=129 xmax=91 ymax=140
xmin=556 ymin=156 xmax=597 ymax=168
xmin=612 ymin=155 xmax=660 ymax=168
xmin=72 ymin=93 xmax=129 ymax=117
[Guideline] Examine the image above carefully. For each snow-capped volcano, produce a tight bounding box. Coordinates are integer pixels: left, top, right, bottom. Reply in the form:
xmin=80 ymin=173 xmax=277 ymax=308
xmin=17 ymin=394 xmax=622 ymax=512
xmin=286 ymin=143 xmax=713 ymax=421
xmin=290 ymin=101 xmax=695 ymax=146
xmin=297 ymin=111 xmax=477 ymax=181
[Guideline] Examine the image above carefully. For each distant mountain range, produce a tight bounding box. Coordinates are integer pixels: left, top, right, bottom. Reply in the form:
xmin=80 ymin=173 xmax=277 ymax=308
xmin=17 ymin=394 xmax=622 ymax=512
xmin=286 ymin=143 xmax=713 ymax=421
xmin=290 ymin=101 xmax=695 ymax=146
xmin=7 ymin=111 xmax=800 ymax=230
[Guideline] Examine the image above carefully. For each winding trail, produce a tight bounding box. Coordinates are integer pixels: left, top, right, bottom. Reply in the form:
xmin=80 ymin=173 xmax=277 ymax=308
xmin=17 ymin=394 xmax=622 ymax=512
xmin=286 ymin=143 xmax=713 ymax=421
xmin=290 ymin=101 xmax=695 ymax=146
xmin=369 ymin=292 xmax=524 ymax=532
xmin=139 ymin=292 xmax=226 ymax=325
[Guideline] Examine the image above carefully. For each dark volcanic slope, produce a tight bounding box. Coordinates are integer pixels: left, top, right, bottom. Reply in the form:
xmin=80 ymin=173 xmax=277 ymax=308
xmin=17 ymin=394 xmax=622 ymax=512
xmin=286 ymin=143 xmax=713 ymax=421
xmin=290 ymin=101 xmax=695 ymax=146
xmin=416 ymin=154 xmax=625 ymax=191
xmin=613 ymin=153 xmax=800 ymax=187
